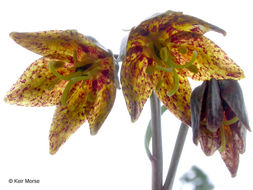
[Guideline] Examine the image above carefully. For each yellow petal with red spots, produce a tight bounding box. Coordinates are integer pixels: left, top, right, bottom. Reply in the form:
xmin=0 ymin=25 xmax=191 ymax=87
xmin=169 ymin=32 xmax=244 ymax=80
xmin=155 ymin=73 xmax=192 ymax=126
xmin=4 ymin=57 xmax=70 ymax=106
xmin=87 ymin=75 xmax=116 ymax=135
xmin=121 ymin=45 xmax=157 ymax=122
xmin=49 ymin=80 xmax=92 ymax=154
xmin=131 ymin=10 xmax=225 ymax=43
xmin=10 ymin=30 xmax=110 ymax=63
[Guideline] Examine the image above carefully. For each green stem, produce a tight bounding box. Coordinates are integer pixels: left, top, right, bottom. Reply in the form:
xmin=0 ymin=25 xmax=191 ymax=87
xmin=150 ymin=91 xmax=163 ymax=190
xmin=163 ymin=122 xmax=188 ymax=190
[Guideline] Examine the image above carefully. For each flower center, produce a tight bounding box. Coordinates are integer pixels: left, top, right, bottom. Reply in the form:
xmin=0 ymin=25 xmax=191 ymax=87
xmin=146 ymin=42 xmax=198 ymax=96
xmin=49 ymin=50 xmax=100 ymax=106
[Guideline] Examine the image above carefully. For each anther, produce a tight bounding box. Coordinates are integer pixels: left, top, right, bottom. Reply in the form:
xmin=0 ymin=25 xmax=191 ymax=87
xmin=178 ymin=46 xmax=188 ymax=54
xmin=146 ymin=66 xmax=155 ymax=75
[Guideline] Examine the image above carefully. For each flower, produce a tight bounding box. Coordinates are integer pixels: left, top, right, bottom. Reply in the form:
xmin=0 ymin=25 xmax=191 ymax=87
xmin=190 ymin=78 xmax=250 ymax=177
xmin=120 ymin=10 xmax=244 ymax=125
xmin=5 ymin=30 xmax=119 ymax=154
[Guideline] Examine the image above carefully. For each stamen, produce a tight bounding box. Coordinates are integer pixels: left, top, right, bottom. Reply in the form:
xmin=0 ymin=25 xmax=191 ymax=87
xmin=169 ymin=50 xmax=198 ymax=69
xmin=166 ymin=69 xmax=179 ymax=97
xmin=223 ymin=116 xmax=239 ymax=126
xmin=48 ymin=78 xmax=61 ymax=90
xmin=49 ymin=61 xmax=81 ymax=81
xmin=60 ymin=75 xmax=90 ymax=106
xmin=156 ymin=73 xmax=164 ymax=91
xmin=187 ymin=65 xmax=199 ymax=74
xmin=155 ymin=65 xmax=173 ymax=72
xmin=159 ymin=47 xmax=168 ymax=62
xmin=200 ymin=116 xmax=239 ymax=127
xmin=146 ymin=66 xmax=155 ymax=75
xmin=219 ymin=125 xmax=226 ymax=152
xmin=178 ymin=46 xmax=188 ymax=54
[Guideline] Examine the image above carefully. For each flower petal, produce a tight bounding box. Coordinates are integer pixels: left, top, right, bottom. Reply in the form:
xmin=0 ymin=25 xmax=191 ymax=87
xmin=155 ymin=73 xmax=192 ymax=126
xmin=199 ymin=127 xmax=220 ymax=156
xmin=206 ymin=79 xmax=224 ymax=132
xmin=219 ymin=125 xmax=239 ymax=177
xmin=10 ymin=30 xmax=110 ymax=62
xmin=231 ymin=121 xmax=247 ymax=154
xmin=134 ymin=11 xmax=225 ymax=39
xmin=190 ymin=81 xmax=207 ymax=144
xmin=87 ymin=69 xmax=116 ymax=135
xmin=4 ymin=57 xmax=68 ymax=106
xmin=49 ymin=81 xmax=91 ymax=154
xmin=218 ymin=79 xmax=250 ymax=131
xmin=169 ymin=32 xmax=245 ymax=80
xmin=120 ymin=46 xmax=155 ymax=122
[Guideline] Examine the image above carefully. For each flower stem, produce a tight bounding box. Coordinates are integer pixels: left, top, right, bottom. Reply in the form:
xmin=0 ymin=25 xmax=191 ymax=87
xmin=163 ymin=122 xmax=188 ymax=190
xmin=150 ymin=91 xmax=163 ymax=190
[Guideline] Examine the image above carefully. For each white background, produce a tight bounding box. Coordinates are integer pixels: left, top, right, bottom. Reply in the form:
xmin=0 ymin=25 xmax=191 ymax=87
xmin=0 ymin=0 xmax=252 ymax=189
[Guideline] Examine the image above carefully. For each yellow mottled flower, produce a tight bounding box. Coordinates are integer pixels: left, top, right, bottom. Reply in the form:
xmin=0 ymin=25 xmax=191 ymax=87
xmin=120 ymin=10 xmax=244 ymax=125
xmin=5 ymin=30 xmax=118 ymax=154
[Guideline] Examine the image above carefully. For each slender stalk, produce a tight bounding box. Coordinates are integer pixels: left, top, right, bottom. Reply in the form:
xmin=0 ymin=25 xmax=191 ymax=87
xmin=163 ymin=122 xmax=188 ymax=190
xmin=150 ymin=91 xmax=163 ymax=190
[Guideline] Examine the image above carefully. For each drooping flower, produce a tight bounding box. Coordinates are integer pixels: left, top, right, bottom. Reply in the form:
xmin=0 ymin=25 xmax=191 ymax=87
xmin=120 ymin=10 xmax=244 ymax=125
xmin=190 ymin=78 xmax=250 ymax=177
xmin=5 ymin=30 xmax=119 ymax=154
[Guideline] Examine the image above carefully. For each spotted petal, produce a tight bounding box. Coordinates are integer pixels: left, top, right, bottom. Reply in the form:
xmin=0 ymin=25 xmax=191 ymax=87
xmin=5 ymin=57 xmax=70 ymax=106
xmin=49 ymin=81 xmax=90 ymax=154
xmin=121 ymin=46 xmax=155 ymax=122
xmin=87 ymin=73 xmax=116 ymax=135
xmin=169 ymin=32 xmax=244 ymax=80
xmin=199 ymin=127 xmax=220 ymax=156
xmin=10 ymin=30 xmax=110 ymax=63
xmin=219 ymin=125 xmax=239 ymax=177
xmin=155 ymin=73 xmax=192 ymax=126
xmin=219 ymin=95 xmax=247 ymax=177
xmin=133 ymin=10 xmax=225 ymax=39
